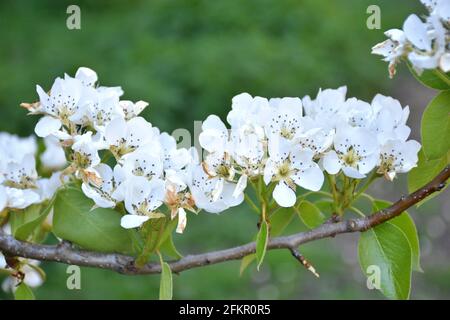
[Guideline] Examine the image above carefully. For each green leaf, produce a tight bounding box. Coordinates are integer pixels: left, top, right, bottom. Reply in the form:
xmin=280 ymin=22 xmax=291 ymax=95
xmin=14 ymin=283 xmax=35 ymax=300
xmin=421 ymin=90 xmax=450 ymax=160
xmin=159 ymin=260 xmax=173 ymax=300
xmin=256 ymin=220 xmax=269 ymax=271
xmin=314 ymin=200 xmax=334 ymax=216
xmin=408 ymin=150 xmax=448 ymax=206
xmin=358 ymin=223 xmax=412 ymax=300
xmin=10 ymin=200 xmax=53 ymax=241
xmin=239 ymin=253 xmax=256 ymax=276
xmin=160 ymin=234 xmax=182 ymax=259
xmin=270 ymin=207 xmax=295 ymax=236
xmin=52 ymin=186 xmax=137 ymax=255
xmin=372 ymin=200 xmax=422 ymax=272
xmin=407 ymin=63 xmax=450 ymax=90
xmin=296 ymin=200 xmax=326 ymax=229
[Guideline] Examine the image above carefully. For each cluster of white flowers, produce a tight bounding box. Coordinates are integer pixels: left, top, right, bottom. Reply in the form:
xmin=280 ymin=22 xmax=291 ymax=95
xmin=199 ymin=88 xmax=421 ymax=208
xmin=0 ymin=132 xmax=64 ymax=212
xmin=372 ymin=0 xmax=450 ymax=77
xmin=6 ymin=67 xmax=421 ymax=234
xmin=24 ymin=67 xmax=200 ymax=233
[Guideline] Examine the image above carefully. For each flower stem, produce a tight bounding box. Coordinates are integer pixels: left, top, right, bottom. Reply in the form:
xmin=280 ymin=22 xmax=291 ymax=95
xmin=326 ymin=173 xmax=341 ymax=215
xmin=353 ymin=171 xmax=379 ymax=201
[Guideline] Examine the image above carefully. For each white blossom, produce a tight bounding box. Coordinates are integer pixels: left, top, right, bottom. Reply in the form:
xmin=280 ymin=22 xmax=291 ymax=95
xmin=165 ymin=169 xmax=195 ymax=234
xmin=226 ymin=93 xmax=271 ymax=129
xmin=199 ymin=115 xmax=229 ymax=153
xmin=159 ymin=132 xmax=190 ymax=171
xmin=121 ymin=176 xmax=166 ymax=229
xmin=120 ymin=100 xmax=149 ymax=120
xmin=302 ymin=86 xmax=347 ymax=130
xmin=104 ymin=116 xmax=159 ymax=160
xmin=372 ymin=2 xmax=450 ymax=76
xmin=377 ymin=139 xmax=421 ymax=181
xmin=264 ymin=138 xmax=324 ymax=207
xmin=189 ymin=165 xmax=243 ymax=213
xmin=75 ymin=67 xmax=98 ymax=87
xmin=71 ymin=132 xmax=101 ymax=169
xmin=323 ymin=126 xmax=379 ymax=179
xmin=371 ymin=94 xmax=411 ymax=144
xmin=81 ymin=164 xmax=120 ymax=208
xmin=265 ymin=97 xmax=303 ymax=141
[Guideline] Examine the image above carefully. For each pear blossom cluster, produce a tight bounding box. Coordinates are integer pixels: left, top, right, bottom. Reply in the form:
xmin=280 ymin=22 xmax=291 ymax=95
xmin=23 ymin=67 xmax=203 ymax=233
xmin=372 ymin=0 xmax=450 ymax=77
xmin=199 ymin=88 xmax=421 ymax=207
xmin=6 ymin=67 xmax=421 ymax=234
xmin=0 ymin=133 xmax=64 ymax=211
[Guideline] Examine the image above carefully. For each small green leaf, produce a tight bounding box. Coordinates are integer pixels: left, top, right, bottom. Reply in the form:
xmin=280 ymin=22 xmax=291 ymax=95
xmin=358 ymin=223 xmax=412 ymax=300
xmin=256 ymin=220 xmax=269 ymax=271
xmin=160 ymin=234 xmax=182 ymax=259
xmin=270 ymin=207 xmax=296 ymax=236
xmin=408 ymin=150 xmax=448 ymax=206
xmin=14 ymin=283 xmax=35 ymax=300
xmin=296 ymin=200 xmax=326 ymax=229
xmin=10 ymin=200 xmax=53 ymax=241
xmin=159 ymin=260 xmax=173 ymax=300
xmin=239 ymin=254 xmax=256 ymax=276
xmin=421 ymin=90 xmax=450 ymax=160
xmin=372 ymin=200 xmax=422 ymax=272
xmin=52 ymin=186 xmax=137 ymax=255
xmin=407 ymin=63 xmax=450 ymax=90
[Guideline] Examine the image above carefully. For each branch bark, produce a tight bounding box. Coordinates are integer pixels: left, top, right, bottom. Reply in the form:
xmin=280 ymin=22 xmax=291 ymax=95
xmin=0 ymin=166 xmax=448 ymax=275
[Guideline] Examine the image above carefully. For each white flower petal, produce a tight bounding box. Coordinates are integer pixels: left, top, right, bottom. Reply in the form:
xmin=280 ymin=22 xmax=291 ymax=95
xmin=105 ymin=117 xmax=127 ymax=146
xmin=75 ymin=67 xmax=98 ymax=87
xmin=233 ymin=175 xmax=248 ymax=198
xmin=323 ymin=151 xmax=341 ymax=174
xmin=34 ymin=116 xmax=62 ymax=138
xmin=176 ymin=208 xmax=187 ymax=234
xmin=293 ymin=165 xmax=324 ymax=192
xmin=403 ymin=14 xmax=432 ymax=51
xmin=273 ymin=181 xmax=296 ymax=207
xmin=440 ymin=53 xmax=450 ymax=72
xmin=342 ymin=166 xmax=366 ymax=179
xmin=120 ymin=215 xmax=150 ymax=229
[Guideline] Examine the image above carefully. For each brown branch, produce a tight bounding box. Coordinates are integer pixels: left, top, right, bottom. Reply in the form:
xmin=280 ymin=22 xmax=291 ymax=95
xmin=0 ymin=166 xmax=448 ymax=275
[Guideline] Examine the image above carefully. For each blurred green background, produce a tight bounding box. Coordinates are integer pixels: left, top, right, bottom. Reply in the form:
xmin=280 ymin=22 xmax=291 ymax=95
xmin=1 ymin=0 xmax=449 ymax=299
